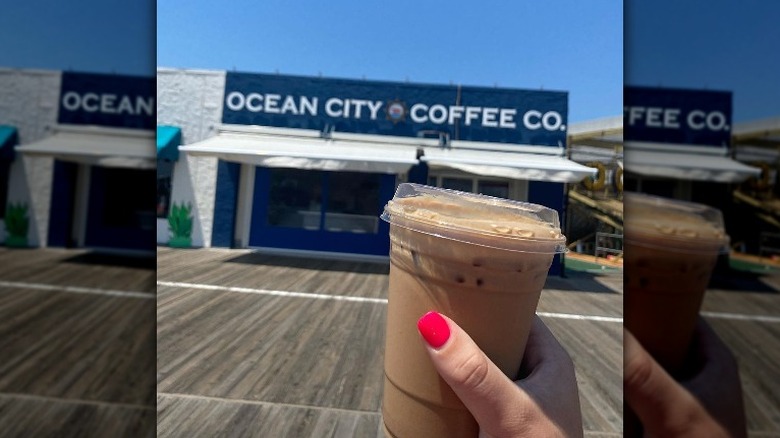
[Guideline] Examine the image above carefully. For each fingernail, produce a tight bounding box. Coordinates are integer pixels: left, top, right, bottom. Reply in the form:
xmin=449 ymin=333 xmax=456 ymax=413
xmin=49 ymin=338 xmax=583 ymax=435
xmin=417 ymin=311 xmax=451 ymax=349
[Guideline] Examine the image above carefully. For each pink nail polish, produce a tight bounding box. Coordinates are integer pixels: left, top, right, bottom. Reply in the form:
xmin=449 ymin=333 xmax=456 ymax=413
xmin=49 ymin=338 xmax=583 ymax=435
xmin=417 ymin=311 xmax=450 ymax=348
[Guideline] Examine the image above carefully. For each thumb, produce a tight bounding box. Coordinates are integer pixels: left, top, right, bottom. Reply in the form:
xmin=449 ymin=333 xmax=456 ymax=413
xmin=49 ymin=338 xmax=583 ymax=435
xmin=416 ymin=311 xmax=536 ymax=435
xmin=624 ymin=329 xmax=728 ymax=437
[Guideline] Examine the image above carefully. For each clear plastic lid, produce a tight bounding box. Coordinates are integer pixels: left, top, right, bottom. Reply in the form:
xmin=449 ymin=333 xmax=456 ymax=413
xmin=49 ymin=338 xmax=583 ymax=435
xmin=381 ymin=183 xmax=567 ymax=254
xmin=623 ymin=192 xmax=730 ymax=253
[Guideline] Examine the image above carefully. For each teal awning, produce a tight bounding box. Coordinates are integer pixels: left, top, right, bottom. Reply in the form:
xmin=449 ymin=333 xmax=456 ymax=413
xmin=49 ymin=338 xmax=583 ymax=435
xmin=157 ymin=125 xmax=181 ymax=161
xmin=0 ymin=125 xmax=18 ymax=161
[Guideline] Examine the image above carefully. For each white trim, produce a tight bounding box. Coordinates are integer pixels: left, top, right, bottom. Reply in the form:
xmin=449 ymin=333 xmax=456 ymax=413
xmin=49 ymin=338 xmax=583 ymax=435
xmin=50 ymin=124 xmax=154 ymax=138
xmin=156 ymin=280 xmax=626 ymax=323
xmin=0 ymin=393 xmax=154 ymax=411
xmin=217 ymin=124 xmax=322 ymax=138
xmin=332 ymin=131 xmax=442 ymax=147
xmin=73 ymin=164 xmax=90 ymax=247
xmin=16 ymin=125 xmax=157 ymax=169
xmin=536 ymin=312 xmax=622 ymax=323
xmin=157 ymin=392 xmax=381 ymax=416
xmin=702 ymin=311 xmax=780 ymax=324
xmin=235 ymin=163 xmax=255 ymax=248
xmin=0 ymin=280 xmax=154 ymax=299
xmin=626 ymin=150 xmax=761 ymax=183
xmin=157 ymin=281 xmax=388 ymax=304
xmin=449 ymin=140 xmax=564 ymax=156
xmin=624 ymin=141 xmax=728 ymax=155
xmin=179 ymin=133 xmax=419 ymax=174
xmin=422 ymin=147 xmax=595 ymax=183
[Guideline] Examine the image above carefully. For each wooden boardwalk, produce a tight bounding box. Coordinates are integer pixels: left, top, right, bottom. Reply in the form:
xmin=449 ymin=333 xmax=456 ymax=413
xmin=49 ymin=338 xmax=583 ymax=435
xmin=702 ymin=281 xmax=780 ymax=435
xmin=157 ymin=248 xmax=624 ymax=437
xmin=0 ymin=248 xmax=156 ymax=438
xmin=3 ymin=246 xmax=775 ymax=436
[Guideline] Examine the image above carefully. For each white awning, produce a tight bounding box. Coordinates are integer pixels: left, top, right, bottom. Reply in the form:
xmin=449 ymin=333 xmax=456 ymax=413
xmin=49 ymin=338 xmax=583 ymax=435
xmin=421 ymin=147 xmax=597 ymax=183
xmin=569 ymin=144 xmax=623 ymax=164
xmin=16 ymin=125 xmax=155 ymax=169
xmin=179 ymin=131 xmax=419 ymax=174
xmin=734 ymin=145 xmax=780 ymax=163
xmin=625 ymin=150 xmax=761 ymax=182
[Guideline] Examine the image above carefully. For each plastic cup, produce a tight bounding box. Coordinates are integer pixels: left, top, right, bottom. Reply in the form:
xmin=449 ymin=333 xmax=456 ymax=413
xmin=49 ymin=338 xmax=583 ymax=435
xmin=623 ymin=192 xmax=729 ymax=375
xmin=380 ymin=183 xmax=566 ymax=437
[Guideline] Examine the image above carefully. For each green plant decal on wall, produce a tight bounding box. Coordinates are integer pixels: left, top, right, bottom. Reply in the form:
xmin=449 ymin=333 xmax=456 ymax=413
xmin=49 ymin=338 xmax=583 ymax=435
xmin=168 ymin=202 xmax=193 ymax=248
xmin=5 ymin=202 xmax=29 ymax=248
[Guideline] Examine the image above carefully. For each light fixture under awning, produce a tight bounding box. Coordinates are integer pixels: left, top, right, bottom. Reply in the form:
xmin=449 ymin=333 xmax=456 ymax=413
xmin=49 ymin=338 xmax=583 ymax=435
xmin=625 ymin=150 xmax=761 ymax=183
xmin=420 ymin=147 xmax=598 ymax=183
xmin=16 ymin=125 xmax=156 ymax=169
xmin=179 ymin=132 xmax=419 ymax=174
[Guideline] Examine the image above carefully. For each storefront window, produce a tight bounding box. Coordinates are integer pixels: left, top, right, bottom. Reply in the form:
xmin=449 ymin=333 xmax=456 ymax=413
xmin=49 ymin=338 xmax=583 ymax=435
xmin=478 ymin=180 xmax=510 ymax=199
xmin=441 ymin=177 xmax=473 ymax=193
xmin=268 ymin=169 xmax=323 ymax=229
xmin=429 ymin=174 xmax=514 ymax=200
xmin=157 ymin=160 xmax=173 ymax=218
xmin=325 ymin=172 xmax=380 ymax=233
xmin=102 ymin=168 xmax=156 ymax=230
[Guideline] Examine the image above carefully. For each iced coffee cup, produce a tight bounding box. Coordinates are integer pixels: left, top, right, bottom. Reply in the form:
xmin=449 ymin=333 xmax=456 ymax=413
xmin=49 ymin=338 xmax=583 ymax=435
xmin=380 ymin=183 xmax=566 ymax=438
xmin=623 ymin=193 xmax=729 ymax=375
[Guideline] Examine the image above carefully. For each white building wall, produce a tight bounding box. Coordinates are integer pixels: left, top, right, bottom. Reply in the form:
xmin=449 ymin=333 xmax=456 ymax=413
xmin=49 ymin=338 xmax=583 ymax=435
xmin=0 ymin=69 xmax=61 ymax=247
xmin=156 ymin=68 xmax=226 ymax=246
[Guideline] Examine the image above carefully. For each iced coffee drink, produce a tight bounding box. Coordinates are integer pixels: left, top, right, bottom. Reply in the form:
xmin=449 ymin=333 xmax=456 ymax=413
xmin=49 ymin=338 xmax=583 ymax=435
xmin=380 ymin=183 xmax=566 ymax=438
xmin=623 ymin=193 xmax=729 ymax=374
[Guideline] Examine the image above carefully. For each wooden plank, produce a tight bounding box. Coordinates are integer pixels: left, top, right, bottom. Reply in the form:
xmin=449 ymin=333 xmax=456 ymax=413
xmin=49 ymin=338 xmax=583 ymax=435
xmin=0 ymin=395 xmax=155 ymax=438
xmin=157 ymin=393 xmax=382 ymax=438
xmin=706 ymin=318 xmax=780 ymax=435
xmin=0 ymin=248 xmax=155 ymax=293
xmin=156 ymin=247 xmax=389 ymax=299
xmin=157 ymin=248 xmax=625 ymax=435
xmin=542 ymin=317 xmax=623 ymax=435
xmin=0 ymin=249 xmax=156 ymax=436
xmin=157 ymin=290 xmax=386 ymax=412
xmin=0 ymin=288 xmax=155 ymax=405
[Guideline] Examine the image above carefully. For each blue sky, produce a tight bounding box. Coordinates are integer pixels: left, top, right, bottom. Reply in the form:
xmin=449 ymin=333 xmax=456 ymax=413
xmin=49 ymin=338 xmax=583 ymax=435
xmin=626 ymin=0 xmax=780 ymax=121
xmin=156 ymin=0 xmax=623 ymax=123
xmin=4 ymin=1 xmax=776 ymax=123
xmin=0 ymin=0 xmax=623 ymax=124
xmin=0 ymin=0 xmax=154 ymax=76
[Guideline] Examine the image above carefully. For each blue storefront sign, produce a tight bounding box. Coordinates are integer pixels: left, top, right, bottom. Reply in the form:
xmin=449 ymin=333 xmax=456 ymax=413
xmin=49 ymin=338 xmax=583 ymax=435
xmin=223 ymin=72 xmax=568 ymax=147
xmin=48 ymin=72 xmax=156 ymax=252
xmin=624 ymin=86 xmax=732 ymax=147
xmin=58 ymin=72 xmax=155 ymax=130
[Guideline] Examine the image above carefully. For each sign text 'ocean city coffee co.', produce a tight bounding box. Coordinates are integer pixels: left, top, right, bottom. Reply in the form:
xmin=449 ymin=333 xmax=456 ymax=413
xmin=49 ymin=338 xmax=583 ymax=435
xmin=624 ymin=86 xmax=732 ymax=147
xmin=223 ymin=72 xmax=568 ymax=147
xmin=58 ymin=72 xmax=155 ymax=130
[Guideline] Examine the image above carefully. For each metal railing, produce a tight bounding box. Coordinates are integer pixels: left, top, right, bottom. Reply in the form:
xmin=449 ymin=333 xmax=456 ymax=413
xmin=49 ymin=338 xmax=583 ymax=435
xmin=759 ymin=232 xmax=780 ymax=258
xmin=595 ymin=232 xmax=623 ymax=260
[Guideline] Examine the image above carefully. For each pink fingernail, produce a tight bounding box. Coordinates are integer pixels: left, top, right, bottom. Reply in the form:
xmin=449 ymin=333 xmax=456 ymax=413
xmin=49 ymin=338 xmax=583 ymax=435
xmin=417 ymin=311 xmax=450 ymax=349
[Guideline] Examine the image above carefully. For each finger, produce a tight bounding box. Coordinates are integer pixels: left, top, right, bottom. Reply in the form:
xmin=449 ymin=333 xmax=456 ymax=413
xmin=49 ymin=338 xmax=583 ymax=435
xmin=417 ymin=311 xmax=535 ymax=434
xmin=520 ymin=316 xmax=574 ymax=378
xmin=624 ymin=329 xmax=712 ymax=435
xmin=683 ymin=319 xmax=747 ymax=438
xmin=690 ymin=318 xmax=736 ymax=365
xmin=624 ymin=329 xmax=687 ymax=421
xmin=516 ymin=317 xmax=583 ymax=436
